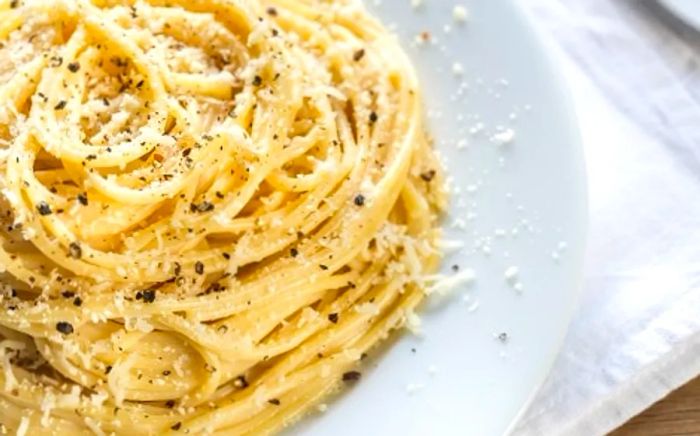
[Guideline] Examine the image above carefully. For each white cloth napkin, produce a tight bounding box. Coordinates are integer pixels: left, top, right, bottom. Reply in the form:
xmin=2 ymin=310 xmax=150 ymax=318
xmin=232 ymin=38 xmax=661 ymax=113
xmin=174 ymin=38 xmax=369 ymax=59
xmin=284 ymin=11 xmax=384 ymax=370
xmin=513 ymin=1 xmax=700 ymax=435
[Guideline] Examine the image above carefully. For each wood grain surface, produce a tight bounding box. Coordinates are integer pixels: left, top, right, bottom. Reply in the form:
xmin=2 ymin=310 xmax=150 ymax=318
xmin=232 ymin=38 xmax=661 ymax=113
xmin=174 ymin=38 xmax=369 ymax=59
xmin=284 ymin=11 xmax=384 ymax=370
xmin=611 ymin=376 xmax=700 ymax=435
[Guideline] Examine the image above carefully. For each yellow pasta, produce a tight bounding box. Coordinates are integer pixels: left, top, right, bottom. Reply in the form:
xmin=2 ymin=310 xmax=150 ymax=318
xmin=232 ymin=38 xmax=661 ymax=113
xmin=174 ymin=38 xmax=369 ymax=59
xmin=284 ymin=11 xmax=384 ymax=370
xmin=0 ymin=0 xmax=445 ymax=434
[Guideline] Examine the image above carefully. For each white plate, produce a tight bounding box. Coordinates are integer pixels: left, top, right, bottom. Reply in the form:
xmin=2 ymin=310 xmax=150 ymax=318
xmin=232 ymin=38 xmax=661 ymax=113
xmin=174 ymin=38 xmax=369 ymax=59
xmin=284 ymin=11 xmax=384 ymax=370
xmin=659 ymin=0 xmax=700 ymax=30
xmin=295 ymin=2 xmax=587 ymax=435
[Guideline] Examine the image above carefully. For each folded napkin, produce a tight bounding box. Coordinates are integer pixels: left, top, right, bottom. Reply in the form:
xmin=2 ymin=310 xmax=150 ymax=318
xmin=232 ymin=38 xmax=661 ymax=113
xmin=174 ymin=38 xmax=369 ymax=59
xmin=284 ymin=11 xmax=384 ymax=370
xmin=513 ymin=1 xmax=700 ymax=434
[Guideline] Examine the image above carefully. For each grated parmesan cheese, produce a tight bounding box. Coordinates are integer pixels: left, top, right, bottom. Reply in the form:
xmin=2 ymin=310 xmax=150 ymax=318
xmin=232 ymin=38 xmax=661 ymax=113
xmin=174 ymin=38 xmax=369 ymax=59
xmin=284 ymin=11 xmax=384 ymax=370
xmin=173 ymin=355 xmax=187 ymax=378
xmin=492 ymin=128 xmax=516 ymax=145
xmin=40 ymin=392 xmax=56 ymax=427
xmin=452 ymin=5 xmax=469 ymax=23
xmin=16 ymin=416 xmax=29 ymax=436
xmin=354 ymin=302 xmax=380 ymax=316
xmin=424 ymin=269 xmax=476 ymax=296
xmin=83 ymin=417 xmax=105 ymax=436
xmin=405 ymin=383 xmax=424 ymax=395
xmin=504 ymin=266 xmax=519 ymax=283
xmin=405 ymin=309 xmax=422 ymax=334
xmin=1 ymin=349 xmax=18 ymax=392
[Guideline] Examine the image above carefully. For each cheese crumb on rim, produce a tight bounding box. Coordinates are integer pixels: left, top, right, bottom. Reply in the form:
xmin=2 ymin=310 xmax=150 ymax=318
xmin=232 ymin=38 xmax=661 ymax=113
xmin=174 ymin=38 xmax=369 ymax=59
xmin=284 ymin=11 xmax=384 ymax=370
xmin=453 ymin=5 xmax=469 ymax=23
xmin=492 ymin=128 xmax=516 ymax=145
xmin=504 ymin=266 xmax=519 ymax=283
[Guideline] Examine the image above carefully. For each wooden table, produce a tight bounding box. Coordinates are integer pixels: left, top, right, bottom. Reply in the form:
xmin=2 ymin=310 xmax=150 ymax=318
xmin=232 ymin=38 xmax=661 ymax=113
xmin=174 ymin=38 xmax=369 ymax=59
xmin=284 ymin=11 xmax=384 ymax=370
xmin=611 ymin=376 xmax=700 ymax=435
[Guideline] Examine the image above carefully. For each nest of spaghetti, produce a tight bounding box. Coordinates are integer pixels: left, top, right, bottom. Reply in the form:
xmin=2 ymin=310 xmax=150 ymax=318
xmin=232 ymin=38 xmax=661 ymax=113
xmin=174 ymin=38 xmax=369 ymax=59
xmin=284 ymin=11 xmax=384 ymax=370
xmin=0 ymin=0 xmax=445 ymax=434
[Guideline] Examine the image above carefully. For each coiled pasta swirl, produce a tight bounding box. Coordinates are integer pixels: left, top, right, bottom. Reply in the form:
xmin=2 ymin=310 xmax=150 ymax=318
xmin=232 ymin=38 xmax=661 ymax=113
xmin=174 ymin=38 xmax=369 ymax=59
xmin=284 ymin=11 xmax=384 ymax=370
xmin=0 ymin=0 xmax=445 ymax=434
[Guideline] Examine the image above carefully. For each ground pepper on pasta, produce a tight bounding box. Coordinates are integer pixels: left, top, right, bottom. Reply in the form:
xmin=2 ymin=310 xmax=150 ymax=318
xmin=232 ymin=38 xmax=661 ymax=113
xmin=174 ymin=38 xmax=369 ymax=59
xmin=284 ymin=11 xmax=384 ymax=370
xmin=0 ymin=0 xmax=446 ymax=434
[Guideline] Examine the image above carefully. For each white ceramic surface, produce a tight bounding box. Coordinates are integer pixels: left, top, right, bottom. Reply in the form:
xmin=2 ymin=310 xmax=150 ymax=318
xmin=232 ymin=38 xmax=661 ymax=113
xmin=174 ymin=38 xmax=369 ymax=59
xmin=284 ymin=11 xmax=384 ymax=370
xmin=294 ymin=2 xmax=587 ymax=435
xmin=660 ymin=0 xmax=700 ymax=30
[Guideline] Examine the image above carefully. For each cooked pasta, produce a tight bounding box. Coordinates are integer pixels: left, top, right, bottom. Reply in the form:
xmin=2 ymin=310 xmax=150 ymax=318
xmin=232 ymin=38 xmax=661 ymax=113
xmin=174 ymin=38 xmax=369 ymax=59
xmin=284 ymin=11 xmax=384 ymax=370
xmin=0 ymin=0 xmax=445 ymax=433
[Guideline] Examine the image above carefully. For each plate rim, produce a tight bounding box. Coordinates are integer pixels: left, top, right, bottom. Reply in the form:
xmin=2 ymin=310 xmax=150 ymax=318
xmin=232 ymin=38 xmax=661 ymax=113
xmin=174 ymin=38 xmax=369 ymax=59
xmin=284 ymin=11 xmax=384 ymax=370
xmin=504 ymin=3 xmax=589 ymax=434
xmin=659 ymin=0 xmax=700 ymax=31
xmin=288 ymin=1 xmax=591 ymax=433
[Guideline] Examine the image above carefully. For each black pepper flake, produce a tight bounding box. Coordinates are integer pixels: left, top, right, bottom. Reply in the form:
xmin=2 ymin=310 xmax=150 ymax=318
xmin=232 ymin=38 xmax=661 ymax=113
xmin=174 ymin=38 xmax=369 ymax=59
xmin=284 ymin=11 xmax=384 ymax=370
xmin=73 ymin=297 xmax=82 ymax=307
xmin=194 ymin=261 xmax=204 ymax=275
xmin=290 ymin=248 xmax=298 ymax=257
xmin=369 ymin=111 xmax=378 ymax=123
xmin=451 ymin=264 xmax=460 ymax=272
xmin=252 ymin=75 xmax=262 ymax=86
xmin=420 ymin=170 xmax=436 ymax=182
xmin=67 ymin=62 xmax=80 ymax=72
xmin=235 ymin=375 xmax=249 ymax=388
xmin=215 ymin=191 xmax=224 ymax=199
xmin=61 ymin=290 xmax=75 ymax=298
xmin=222 ymin=252 xmax=231 ymax=260
xmin=68 ymin=242 xmax=82 ymax=259
xmin=110 ymin=56 xmax=128 ymax=68
xmin=266 ymin=6 xmax=277 ymax=15
xmin=319 ymin=264 xmax=328 ymax=270
xmin=49 ymin=56 xmax=62 ymax=67
xmin=165 ymin=400 xmax=175 ymax=408
xmin=174 ymin=262 xmax=181 ymax=276
xmin=342 ymin=371 xmax=361 ymax=382
xmin=268 ymin=398 xmax=281 ymax=405
xmin=105 ymin=365 xmax=112 ymax=374
xmin=54 ymin=100 xmax=67 ymax=110
xmin=190 ymin=201 xmax=214 ymax=213
xmin=135 ymin=80 xmax=144 ymax=89
xmin=353 ymin=49 xmax=365 ymax=62
xmin=182 ymin=148 xmax=192 ymax=157
xmin=171 ymin=422 xmax=182 ymax=431
xmin=328 ymin=313 xmax=338 ymax=324
xmin=498 ymin=332 xmax=509 ymax=342
xmin=56 ymin=321 xmax=74 ymax=335
xmin=162 ymin=370 xmax=171 ymax=376
xmin=36 ymin=201 xmax=52 ymax=215
xmin=353 ymin=194 xmax=365 ymax=206
xmin=141 ymin=289 xmax=156 ymax=303
xmin=77 ymin=192 xmax=88 ymax=205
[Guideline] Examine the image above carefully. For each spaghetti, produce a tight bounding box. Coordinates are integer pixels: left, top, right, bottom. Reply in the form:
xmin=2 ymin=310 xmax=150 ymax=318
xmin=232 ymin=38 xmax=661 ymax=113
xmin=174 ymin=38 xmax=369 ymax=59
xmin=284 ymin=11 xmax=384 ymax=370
xmin=0 ymin=0 xmax=445 ymax=433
